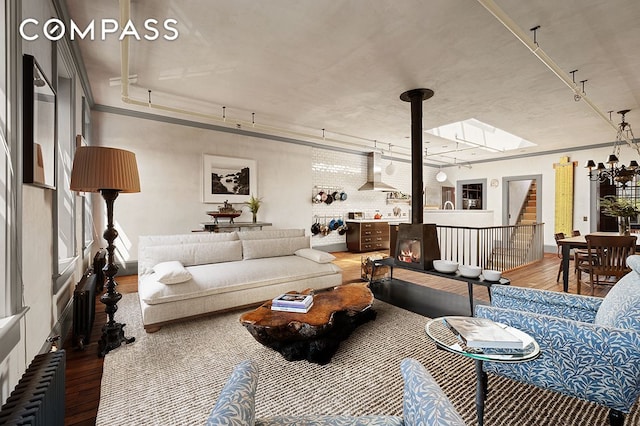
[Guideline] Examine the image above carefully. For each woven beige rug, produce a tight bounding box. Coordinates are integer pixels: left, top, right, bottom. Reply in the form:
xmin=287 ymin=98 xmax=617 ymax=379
xmin=97 ymin=293 xmax=639 ymax=425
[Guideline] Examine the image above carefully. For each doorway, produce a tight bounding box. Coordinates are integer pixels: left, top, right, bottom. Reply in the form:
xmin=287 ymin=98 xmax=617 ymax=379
xmin=502 ymin=175 xmax=542 ymax=226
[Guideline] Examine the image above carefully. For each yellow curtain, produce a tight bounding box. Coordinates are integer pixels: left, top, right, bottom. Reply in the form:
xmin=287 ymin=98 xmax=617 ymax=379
xmin=554 ymin=156 xmax=577 ymax=236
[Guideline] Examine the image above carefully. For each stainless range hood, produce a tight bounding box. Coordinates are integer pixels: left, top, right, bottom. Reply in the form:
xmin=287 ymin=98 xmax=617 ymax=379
xmin=358 ymin=152 xmax=397 ymax=191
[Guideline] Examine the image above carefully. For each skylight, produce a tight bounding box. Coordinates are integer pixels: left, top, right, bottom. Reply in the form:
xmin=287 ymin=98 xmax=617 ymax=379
xmin=425 ymin=118 xmax=536 ymax=152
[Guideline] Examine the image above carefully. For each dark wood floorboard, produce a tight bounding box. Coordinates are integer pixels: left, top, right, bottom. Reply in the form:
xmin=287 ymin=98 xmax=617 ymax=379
xmin=62 ymin=252 xmax=606 ymax=425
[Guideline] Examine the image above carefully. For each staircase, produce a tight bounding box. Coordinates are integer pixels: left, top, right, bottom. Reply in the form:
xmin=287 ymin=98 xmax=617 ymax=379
xmin=486 ymin=182 xmax=539 ymax=270
xmin=518 ymin=181 xmax=537 ymax=225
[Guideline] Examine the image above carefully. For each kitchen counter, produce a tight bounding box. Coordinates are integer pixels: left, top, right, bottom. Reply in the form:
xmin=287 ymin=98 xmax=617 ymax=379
xmin=423 ymin=210 xmax=495 ymax=227
xmin=347 ymin=218 xmax=409 ymax=224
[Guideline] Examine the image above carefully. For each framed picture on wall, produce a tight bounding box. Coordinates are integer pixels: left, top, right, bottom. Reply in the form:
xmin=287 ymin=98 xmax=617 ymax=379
xmin=23 ymin=54 xmax=56 ymax=189
xmin=202 ymin=154 xmax=257 ymax=203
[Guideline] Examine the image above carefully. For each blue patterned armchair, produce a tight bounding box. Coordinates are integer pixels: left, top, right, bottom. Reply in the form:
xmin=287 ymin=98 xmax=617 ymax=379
xmin=475 ymin=255 xmax=640 ymax=426
xmin=206 ymin=358 xmax=465 ymax=426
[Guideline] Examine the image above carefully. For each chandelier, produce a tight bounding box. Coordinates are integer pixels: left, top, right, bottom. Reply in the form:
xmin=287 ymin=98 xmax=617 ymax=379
xmin=585 ymin=109 xmax=640 ymax=187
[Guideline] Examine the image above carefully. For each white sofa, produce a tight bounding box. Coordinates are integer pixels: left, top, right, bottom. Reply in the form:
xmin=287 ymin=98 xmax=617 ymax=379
xmin=137 ymin=229 xmax=343 ymax=332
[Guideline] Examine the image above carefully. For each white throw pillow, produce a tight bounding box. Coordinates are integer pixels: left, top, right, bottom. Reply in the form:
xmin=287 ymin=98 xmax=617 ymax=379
xmin=153 ymin=261 xmax=192 ymax=284
xmin=295 ymin=248 xmax=336 ymax=264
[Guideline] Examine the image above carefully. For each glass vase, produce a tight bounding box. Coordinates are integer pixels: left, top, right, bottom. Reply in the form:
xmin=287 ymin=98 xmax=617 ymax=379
xmin=252 ymin=212 xmax=257 ymax=223
xmin=618 ymin=216 xmax=631 ymax=236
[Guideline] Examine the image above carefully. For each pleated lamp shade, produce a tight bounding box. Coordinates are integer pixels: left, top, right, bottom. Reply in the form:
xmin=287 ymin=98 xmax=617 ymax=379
xmin=70 ymin=146 xmax=140 ymax=193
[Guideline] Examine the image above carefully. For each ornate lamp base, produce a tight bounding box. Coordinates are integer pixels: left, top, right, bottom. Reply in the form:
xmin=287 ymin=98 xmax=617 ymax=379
xmin=99 ymin=322 xmax=135 ymax=357
xmin=97 ymin=189 xmax=135 ymax=357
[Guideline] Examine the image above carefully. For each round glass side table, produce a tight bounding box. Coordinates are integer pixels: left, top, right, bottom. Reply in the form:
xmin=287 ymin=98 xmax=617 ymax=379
xmin=425 ymin=317 xmax=541 ymax=426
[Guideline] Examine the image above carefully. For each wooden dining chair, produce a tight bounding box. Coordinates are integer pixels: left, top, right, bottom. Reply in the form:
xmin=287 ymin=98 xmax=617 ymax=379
xmin=555 ymin=232 xmax=592 ymax=283
xmin=554 ymin=232 xmax=568 ymax=282
xmin=569 ymin=230 xmax=595 ymax=282
xmin=577 ymin=234 xmax=637 ymax=295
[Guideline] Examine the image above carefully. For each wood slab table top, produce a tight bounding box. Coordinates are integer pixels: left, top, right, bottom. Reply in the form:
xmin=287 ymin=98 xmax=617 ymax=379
xmin=239 ymin=282 xmax=374 ymax=329
xmin=239 ymin=283 xmax=375 ymax=364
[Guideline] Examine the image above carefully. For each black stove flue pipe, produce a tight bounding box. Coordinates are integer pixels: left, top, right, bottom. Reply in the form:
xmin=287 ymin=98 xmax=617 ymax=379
xmin=400 ymin=88 xmax=434 ymax=225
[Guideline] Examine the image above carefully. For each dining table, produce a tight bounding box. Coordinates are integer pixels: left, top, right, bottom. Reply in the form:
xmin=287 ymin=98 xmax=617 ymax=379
xmin=557 ymin=231 xmax=640 ymax=292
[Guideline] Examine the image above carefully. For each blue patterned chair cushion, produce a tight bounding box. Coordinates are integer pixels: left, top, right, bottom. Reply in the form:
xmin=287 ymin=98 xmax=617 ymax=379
xmin=488 ymin=285 xmax=601 ymax=323
xmin=594 ymin=255 xmax=640 ymax=330
xmin=210 ymin=358 xmax=463 ymax=426
xmin=401 ymin=358 xmax=466 ymax=426
xmin=206 ymin=360 xmax=259 ymax=426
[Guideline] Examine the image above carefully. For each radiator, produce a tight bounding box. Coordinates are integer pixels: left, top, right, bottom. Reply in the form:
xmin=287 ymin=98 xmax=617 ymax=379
xmin=73 ymin=249 xmax=107 ymax=349
xmin=73 ymin=272 xmax=98 ymax=349
xmin=0 ymin=350 xmax=66 ymax=426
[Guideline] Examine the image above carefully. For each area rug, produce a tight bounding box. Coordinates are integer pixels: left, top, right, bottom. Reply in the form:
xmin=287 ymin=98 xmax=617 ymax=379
xmin=97 ymin=293 xmax=639 ymax=425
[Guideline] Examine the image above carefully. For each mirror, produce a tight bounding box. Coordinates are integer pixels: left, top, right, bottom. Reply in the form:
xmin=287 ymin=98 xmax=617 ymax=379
xmin=23 ymin=54 xmax=56 ymax=189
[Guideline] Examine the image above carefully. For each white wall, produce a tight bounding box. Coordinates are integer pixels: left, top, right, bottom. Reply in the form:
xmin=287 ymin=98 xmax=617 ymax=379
xmin=92 ymin=111 xmax=313 ymax=262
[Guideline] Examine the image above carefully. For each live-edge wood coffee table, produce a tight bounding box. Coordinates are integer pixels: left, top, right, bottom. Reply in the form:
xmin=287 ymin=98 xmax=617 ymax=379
xmin=239 ymin=282 xmax=376 ymax=365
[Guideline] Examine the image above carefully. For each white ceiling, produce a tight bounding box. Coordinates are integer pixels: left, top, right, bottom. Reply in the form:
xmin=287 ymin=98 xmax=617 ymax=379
xmin=64 ymin=0 xmax=640 ymax=166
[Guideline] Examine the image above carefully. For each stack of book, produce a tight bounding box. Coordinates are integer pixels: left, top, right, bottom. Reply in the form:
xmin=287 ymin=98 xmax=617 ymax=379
xmin=271 ymin=293 xmax=314 ymax=313
xmin=442 ymin=316 xmax=525 ymax=349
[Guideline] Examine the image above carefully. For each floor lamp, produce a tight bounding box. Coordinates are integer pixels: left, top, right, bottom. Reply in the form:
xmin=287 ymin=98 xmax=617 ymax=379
xmin=70 ymin=146 xmax=140 ymax=357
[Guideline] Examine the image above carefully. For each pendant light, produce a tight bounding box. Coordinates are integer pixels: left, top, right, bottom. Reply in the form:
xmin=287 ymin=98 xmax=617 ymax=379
xmin=385 ymin=143 xmax=396 ymax=175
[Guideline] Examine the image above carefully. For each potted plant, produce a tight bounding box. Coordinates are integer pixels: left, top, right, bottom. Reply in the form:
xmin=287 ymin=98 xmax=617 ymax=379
xmin=244 ymin=195 xmax=263 ymax=223
xmin=599 ymin=196 xmax=640 ymax=235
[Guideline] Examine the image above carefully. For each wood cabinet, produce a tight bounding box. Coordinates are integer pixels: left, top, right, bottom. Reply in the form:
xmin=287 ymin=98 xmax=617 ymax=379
xmin=346 ymin=221 xmax=390 ymax=252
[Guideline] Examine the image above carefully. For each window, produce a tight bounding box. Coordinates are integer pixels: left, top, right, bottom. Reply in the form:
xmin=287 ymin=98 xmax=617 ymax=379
xmin=0 ymin=0 xmax=25 ymax=360
xmin=0 ymin=0 xmax=8 ymax=318
xmin=81 ymin=98 xmax=93 ymax=255
xmin=54 ymin=44 xmax=76 ymax=292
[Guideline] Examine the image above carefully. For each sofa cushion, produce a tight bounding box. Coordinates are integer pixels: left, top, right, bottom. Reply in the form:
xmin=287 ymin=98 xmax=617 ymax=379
xmin=142 ymin=240 xmax=243 ymax=273
xmin=594 ymin=255 xmax=640 ymax=330
xmin=206 ymin=360 xmax=258 ymax=426
xmin=238 ymin=229 xmax=305 ymax=240
xmin=295 ymin=248 xmax=336 ymax=264
xmin=140 ymin=232 xmax=239 ymax=246
xmin=195 ymin=240 xmax=244 ymax=265
xmin=242 ymin=236 xmax=310 ymax=260
xmin=153 ymin=261 xmax=192 ymax=284
xmin=139 ymin=255 xmax=341 ymax=305
xmin=138 ymin=233 xmax=240 ymax=275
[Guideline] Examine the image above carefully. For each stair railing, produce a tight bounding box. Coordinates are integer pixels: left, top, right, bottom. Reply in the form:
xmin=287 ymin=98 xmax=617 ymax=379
xmin=436 ymin=223 xmax=545 ymax=271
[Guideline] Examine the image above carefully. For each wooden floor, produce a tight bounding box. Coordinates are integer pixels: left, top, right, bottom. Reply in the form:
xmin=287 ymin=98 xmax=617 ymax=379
xmin=62 ymin=252 xmax=608 ymax=425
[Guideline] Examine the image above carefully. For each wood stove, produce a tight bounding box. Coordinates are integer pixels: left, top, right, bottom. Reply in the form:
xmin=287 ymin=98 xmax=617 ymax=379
xmin=395 ymin=223 xmax=440 ymax=270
